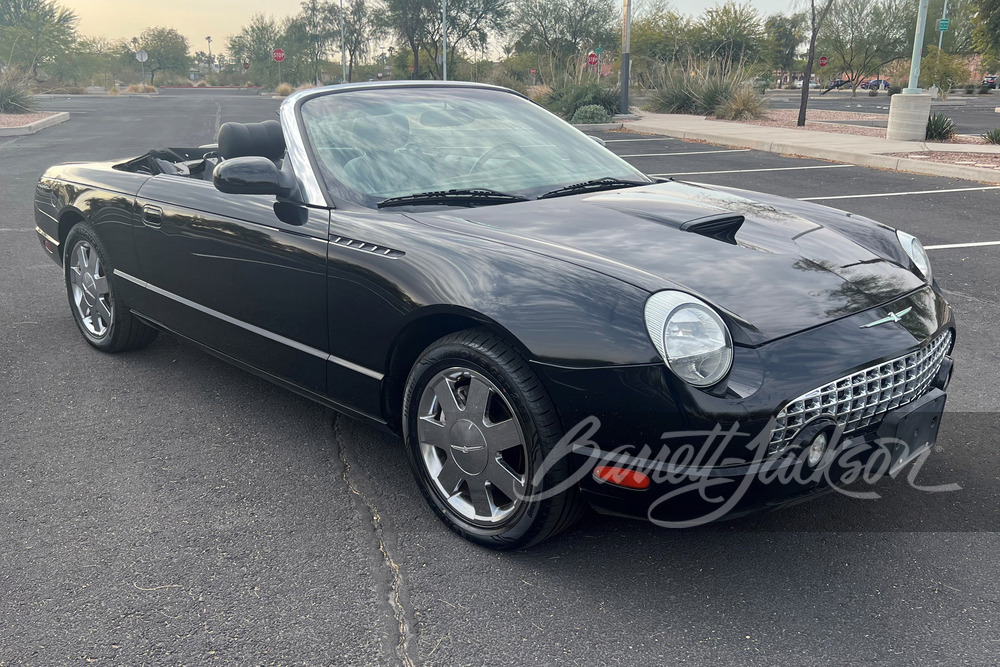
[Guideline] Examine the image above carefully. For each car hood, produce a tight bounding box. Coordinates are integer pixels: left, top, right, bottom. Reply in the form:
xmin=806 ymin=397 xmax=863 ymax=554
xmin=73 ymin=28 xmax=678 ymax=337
xmin=410 ymin=180 xmax=925 ymax=345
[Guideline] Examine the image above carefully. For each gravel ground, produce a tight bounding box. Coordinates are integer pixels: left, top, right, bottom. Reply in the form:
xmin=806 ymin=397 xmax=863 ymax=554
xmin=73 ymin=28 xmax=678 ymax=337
xmin=887 ymin=151 xmax=1000 ymax=168
xmin=0 ymin=112 xmax=57 ymax=128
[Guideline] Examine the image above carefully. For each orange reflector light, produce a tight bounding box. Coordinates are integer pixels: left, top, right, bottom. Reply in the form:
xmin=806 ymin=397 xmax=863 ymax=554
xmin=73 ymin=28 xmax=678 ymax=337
xmin=593 ymin=466 xmax=651 ymax=490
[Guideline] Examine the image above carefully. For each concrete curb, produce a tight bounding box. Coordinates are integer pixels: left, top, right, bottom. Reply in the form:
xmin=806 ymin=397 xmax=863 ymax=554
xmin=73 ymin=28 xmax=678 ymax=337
xmin=0 ymin=112 xmax=70 ymax=137
xmin=572 ymin=122 xmax=623 ymax=131
xmin=630 ymin=120 xmax=1000 ymax=185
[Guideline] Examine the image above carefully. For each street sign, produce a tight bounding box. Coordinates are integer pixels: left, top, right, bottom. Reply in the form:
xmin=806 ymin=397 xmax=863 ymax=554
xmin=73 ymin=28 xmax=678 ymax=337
xmin=135 ymin=49 xmax=148 ymax=63
xmin=587 ymin=52 xmax=598 ymax=66
xmin=272 ymin=48 xmax=285 ymax=63
xmin=530 ymin=67 xmax=536 ymax=75
xmin=595 ymin=47 xmax=603 ymax=55
xmin=243 ymin=61 xmax=250 ymax=71
xmin=818 ymin=56 xmax=828 ymax=67
xmin=938 ymin=18 xmax=949 ymax=31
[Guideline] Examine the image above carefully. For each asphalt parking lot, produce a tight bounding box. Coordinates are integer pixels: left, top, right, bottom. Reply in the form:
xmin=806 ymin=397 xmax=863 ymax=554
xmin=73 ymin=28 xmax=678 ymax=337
xmin=2 ymin=93 xmax=999 ymax=665
xmin=766 ymin=89 xmax=1000 ymax=135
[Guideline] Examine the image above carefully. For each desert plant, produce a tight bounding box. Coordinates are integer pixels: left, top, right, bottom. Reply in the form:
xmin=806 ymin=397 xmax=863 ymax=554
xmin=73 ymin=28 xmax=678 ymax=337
xmin=0 ymin=71 xmax=37 ymax=114
xmin=980 ymin=84 xmax=991 ymax=94
xmin=647 ymin=67 xmax=700 ymax=113
xmin=926 ymin=113 xmax=956 ymax=141
xmin=965 ymin=83 xmax=976 ymax=94
xmin=275 ymin=82 xmax=294 ymax=96
xmin=888 ymin=84 xmax=902 ymax=97
xmin=868 ymin=87 xmax=878 ymax=96
xmin=571 ymin=104 xmax=612 ymax=124
xmin=544 ymin=83 xmax=620 ymax=118
xmin=194 ymin=80 xmax=209 ymax=88
xmin=693 ymin=75 xmax=741 ymax=115
xmin=107 ymin=85 xmax=119 ymax=96
xmin=983 ymin=128 xmax=1000 ymax=144
xmin=125 ymin=84 xmax=157 ymax=93
xmin=715 ymin=85 xmax=768 ymax=120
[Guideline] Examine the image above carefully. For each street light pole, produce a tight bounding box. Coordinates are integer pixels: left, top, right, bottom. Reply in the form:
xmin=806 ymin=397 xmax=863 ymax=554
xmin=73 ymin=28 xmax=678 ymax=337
xmin=905 ymin=0 xmax=931 ymax=93
xmin=620 ymin=0 xmax=632 ymax=114
xmin=340 ymin=0 xmax=347 ymax=83
xmin=442 ymin=0 xmax=448 ymax=81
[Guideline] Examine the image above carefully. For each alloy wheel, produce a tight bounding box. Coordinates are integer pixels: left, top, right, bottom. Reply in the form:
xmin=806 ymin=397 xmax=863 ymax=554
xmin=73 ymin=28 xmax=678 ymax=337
xmin=68 ymin=240 xmax=112 ymax=338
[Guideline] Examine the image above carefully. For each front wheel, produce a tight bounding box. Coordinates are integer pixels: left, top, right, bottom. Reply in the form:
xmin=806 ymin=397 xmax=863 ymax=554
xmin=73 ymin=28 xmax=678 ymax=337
xmin=64 ymin=223 xmax=158 ymax=352
xmin=402 ymin=329 xmax=583 ymax=549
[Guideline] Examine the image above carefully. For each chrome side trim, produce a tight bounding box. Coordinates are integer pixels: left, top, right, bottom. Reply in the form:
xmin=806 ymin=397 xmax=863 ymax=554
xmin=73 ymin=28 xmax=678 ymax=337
xmin=35 ymin=225 xmax=59 ymax=246
xmin=113 ymin=269 xmax=384 ymax=381
xmin=279 ymin=99 xmax=327 ymax=208
xmin=35 ymin=207 xmax=59 ymax=224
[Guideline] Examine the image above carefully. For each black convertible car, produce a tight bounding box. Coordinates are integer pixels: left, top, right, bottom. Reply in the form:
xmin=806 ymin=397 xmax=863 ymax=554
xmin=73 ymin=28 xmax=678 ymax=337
xmin=35 ymin=82 xmax=954 ymax=547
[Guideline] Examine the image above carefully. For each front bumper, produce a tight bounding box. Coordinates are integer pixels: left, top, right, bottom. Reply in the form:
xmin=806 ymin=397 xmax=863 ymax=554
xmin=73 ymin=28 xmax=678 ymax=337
xmin=532 ymin=286 xmax=956 ymax=524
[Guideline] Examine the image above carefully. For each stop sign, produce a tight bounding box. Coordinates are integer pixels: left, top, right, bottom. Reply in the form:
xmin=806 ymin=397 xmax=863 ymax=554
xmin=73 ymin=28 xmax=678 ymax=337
xmin=587 ymin=52 xmax=598 ymax=67
xmin=243 ymin=61 xmax=250 ymax=71
xmin=272 ymin=48 xmax=285 ymax=63
xmin=530 ymin=67 xmax=536 ymax=75
xmin=818 ymin=56 xmax=828 ymax=67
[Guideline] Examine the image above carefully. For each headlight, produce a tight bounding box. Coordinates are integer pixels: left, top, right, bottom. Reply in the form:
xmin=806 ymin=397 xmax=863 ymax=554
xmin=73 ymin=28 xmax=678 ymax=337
xmin=644 ymin=291 xmax=733 ymax=387
xmin=896 ymin=230 xmax=932 ymax=282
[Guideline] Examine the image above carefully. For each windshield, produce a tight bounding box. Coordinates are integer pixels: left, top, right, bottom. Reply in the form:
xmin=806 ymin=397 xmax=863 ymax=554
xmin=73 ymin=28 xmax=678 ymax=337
xmin=298 ymin=85 xmax=651 ymax=208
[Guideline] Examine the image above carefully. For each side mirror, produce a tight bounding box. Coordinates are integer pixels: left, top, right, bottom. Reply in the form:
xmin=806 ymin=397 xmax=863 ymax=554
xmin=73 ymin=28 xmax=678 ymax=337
xmin=213 ymin=156 xmax=294 ymax=198
xmin=588 ymin=135 xmax=607 ymax=147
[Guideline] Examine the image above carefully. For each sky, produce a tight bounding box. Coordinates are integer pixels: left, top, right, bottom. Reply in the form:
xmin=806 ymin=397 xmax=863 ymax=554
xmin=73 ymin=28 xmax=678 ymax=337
xmin=65 ymin=0 xmax=795 ymax=52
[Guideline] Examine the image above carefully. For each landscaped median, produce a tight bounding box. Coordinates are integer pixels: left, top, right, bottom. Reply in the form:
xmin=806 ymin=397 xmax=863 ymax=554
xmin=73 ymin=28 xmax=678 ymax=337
xmin=0 ymin=112 xmax=70 ymax=137
xmin=629 ymin=112 xmax=1000 ymax=185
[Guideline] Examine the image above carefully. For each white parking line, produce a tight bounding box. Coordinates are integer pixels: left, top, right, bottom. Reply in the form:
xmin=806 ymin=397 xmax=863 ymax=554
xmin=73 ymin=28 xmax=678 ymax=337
xmin=652 ymin=164 xmax=854 ymax=177
xmin=799 ymin=186 xmax=1000 ymax=201
xmin=603 ymin=137 xmax=677 ymax=143
xmin=619 ymin=149 xmax=752 ymax=158
xmin=925 ymin=241 xmax=1000 ymax=250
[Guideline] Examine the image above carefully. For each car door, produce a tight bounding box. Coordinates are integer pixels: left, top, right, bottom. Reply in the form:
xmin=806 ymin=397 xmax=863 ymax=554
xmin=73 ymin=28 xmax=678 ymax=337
xmin=129 ymin=175 xmax=330 ymax=395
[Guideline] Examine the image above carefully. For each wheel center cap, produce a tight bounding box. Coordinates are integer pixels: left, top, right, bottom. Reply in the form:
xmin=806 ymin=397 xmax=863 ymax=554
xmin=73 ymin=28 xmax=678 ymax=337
xmin=449 ymin=419 xmax=489 ymax=475
xmin=82 ymin=273 xmax=97 ymax=306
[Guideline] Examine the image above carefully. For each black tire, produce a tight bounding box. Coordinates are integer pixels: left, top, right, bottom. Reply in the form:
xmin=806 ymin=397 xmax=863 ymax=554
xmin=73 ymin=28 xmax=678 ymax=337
xmin=63 ymin=223 xmax=158 ymax=352
xmin=402 ymin=328 xmax=584 ymax=549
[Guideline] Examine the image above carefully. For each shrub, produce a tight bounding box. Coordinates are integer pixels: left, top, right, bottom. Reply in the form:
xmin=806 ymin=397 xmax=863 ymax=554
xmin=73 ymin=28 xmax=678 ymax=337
xmin=694 ymin=75 xmax=740 ymax=114
xmin=965 ymin=83 xmax=976 ymax=94
xmin=125 ymin=84 xmax=157 ymax=93
xmin=647 ymin=69 xmax=699 ymax=114
xmin=868 ymin=87 xmax=878 ymax=97
xmin=484 ymin=66 xmax=528 ymax=96
xmin=194 ymin=80 xmax=208 ymax=88
xmin=571 ymin=104 xmax=612 ymax=124
xmin=715 ymin=85 xmax=768 ymax=120
xmin=982 ymin=128 xmax=1000 ymax=144
xmin=888 ymin=84 xmax=902 ymax=97
xmin=0 ymin=71 xmax=36 ymax=114
xmin=926 ymin=113 xmax=956 ymax=141
xmin=980 ymin=84 xmax=991 ymax=94
xmin=107 ymin=85 xmax=119 ymax=96
xmin=275 ymin=82 xmax=293 ymax=96
xmin=544 ymin=83 xmax=619 ymax=118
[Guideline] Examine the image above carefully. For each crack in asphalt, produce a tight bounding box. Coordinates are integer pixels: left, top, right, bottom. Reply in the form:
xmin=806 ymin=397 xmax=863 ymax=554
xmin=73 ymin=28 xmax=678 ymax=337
xmin=333 ymin=415 xmax=415 ymax=667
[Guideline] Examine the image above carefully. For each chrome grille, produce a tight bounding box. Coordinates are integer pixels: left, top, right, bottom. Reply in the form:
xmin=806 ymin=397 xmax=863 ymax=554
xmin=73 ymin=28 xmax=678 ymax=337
xmin=768 ymin=330 xmax=952 ymax=454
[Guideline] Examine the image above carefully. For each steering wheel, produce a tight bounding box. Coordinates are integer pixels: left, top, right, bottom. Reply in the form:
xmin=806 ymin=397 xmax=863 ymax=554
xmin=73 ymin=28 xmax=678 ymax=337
xmin=471 ymin=142 xmax=526 ymax=173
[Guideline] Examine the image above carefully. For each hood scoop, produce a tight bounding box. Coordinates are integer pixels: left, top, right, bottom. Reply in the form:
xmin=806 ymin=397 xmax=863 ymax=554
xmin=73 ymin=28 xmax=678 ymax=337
xmin=679 ymin=213 xmax=745 ymax=245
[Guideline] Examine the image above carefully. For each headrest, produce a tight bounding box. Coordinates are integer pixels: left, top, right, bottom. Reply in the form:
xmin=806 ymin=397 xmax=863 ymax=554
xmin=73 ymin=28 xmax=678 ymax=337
xmin=218 ymin=120 xmax=286 ymax=161
xmin=351 ymin=114 xmax=410 ymax=152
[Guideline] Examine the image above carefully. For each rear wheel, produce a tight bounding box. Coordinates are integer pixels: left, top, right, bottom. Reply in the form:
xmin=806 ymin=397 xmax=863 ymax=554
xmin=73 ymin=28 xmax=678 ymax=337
xmin=402 ymin=328 xmax=583 ymax=549
xmin=64 ymin=223 xmax=158 ymax=352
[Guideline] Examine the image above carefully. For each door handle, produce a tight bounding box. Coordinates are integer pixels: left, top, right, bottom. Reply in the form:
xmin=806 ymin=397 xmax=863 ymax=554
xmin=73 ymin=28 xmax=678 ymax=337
xmin=141 ymin=205 xmax=163 ymax=227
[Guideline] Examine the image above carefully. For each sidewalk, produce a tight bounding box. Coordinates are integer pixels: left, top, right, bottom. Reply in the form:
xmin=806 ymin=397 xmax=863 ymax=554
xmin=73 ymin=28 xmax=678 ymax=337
xmin=629 ymin=113 xmax=1000 ymax=184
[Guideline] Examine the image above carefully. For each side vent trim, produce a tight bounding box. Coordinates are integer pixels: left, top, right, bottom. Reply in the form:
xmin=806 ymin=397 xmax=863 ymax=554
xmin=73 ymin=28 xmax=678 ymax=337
xmin=330 ymin=236 xmax=405 ymax=259
xmin=679 ymin=213 xmax=745 ymax=245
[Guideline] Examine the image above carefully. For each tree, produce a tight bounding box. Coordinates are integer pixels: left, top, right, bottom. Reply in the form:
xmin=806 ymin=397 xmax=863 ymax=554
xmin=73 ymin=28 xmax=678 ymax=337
xmin=631 ymin=7 xmax=691 ymax=64
xmin=420 ymin=0 xmax=510 ymax=79
xmin=764 ymin=12 xmax=806 ymax=73
xmin=343 ymin=0 xmax=387 ymax=82
xmin=386 ymin=0 xmax=435 ymax=79
xmin=284 ymin=0 xmax=339 ymax=84
xmin=972 ymin=0 xmax=1000 ymax=58
xmin=797 ymin=0 xmax=836 ymax=126
xmin=818 ymin=0 xmax=913 ymax=96
xmin=510 ymin=0 xmax=617 ymax=84
xmin=693 ymin=1 xmax=765 ymax=67
xmin=920 ymin=45 xmax=970 ymax=97
xmin=228 ymin=13 xmax=283 ymax=85
xmin=134 ymin=27 xmax=189 ymax=85
xmin=0 ymin=0 xmax=77 ymax=78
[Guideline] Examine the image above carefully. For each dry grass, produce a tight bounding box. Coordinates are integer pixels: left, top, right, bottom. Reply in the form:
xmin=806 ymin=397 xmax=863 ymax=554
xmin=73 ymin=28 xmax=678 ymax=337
xmin=275 ymin=82 xmax=294 ymax=96
xmin=125 ymin=84 xmax=157 ymax=93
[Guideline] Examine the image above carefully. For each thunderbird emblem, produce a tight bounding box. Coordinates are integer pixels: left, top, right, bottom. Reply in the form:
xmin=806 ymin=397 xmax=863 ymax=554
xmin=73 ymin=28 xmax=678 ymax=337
xmin=451 ymin=444 xmax=485 ymax=454
xmin=860 ymin=306 xmax=913 ymax=328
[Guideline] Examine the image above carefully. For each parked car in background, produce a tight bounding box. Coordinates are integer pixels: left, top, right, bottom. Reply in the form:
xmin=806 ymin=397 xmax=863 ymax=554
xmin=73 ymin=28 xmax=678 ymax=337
xmin=827 ymin=78 xmax=850 ymax=89
xmin=984 ymin=75 xmax=997 ymax=89
xmin=861 ymin=79 xmax=890 ymax=90
xmin=792 ymin=79 xmax=819 ymax=89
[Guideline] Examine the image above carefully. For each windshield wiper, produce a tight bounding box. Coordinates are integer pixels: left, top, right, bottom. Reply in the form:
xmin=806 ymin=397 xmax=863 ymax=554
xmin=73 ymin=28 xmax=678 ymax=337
xmin=377 ymin=188 xmax=528 ymax=209
xmin=537 ymin=177 xmax=649 ymax=200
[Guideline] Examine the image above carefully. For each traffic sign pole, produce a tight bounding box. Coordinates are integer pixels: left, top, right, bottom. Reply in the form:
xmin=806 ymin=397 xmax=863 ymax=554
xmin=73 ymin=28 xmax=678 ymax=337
xmin=938 ymin=0 xmax=949 ymax=51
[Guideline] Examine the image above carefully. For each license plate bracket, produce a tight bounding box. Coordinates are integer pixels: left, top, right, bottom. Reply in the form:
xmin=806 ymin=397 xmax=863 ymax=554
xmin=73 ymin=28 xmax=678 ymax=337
xmin=876 ymin=388 xmax=947 ymax=476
